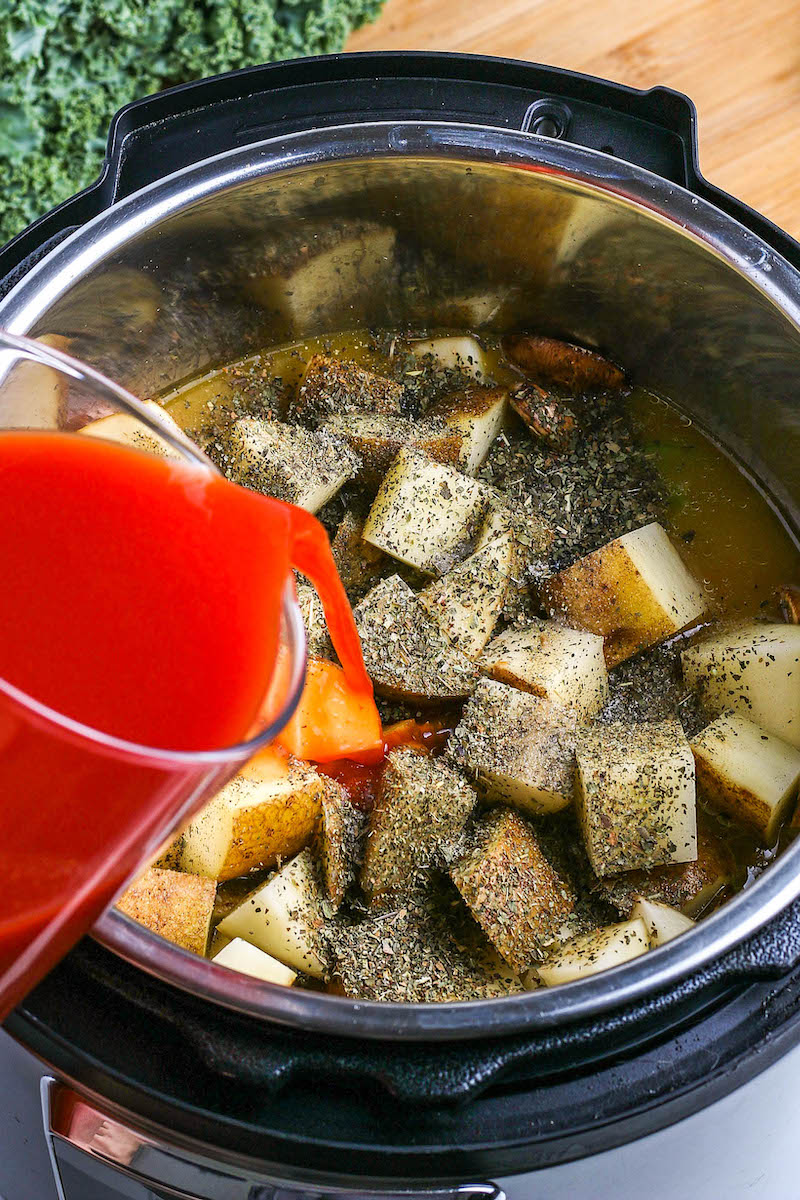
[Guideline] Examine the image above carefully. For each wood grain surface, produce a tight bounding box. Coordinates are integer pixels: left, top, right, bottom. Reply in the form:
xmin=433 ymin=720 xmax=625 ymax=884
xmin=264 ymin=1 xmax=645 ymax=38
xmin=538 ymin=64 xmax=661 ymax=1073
xmin=348 ymin=0 xmax=800 ymax=241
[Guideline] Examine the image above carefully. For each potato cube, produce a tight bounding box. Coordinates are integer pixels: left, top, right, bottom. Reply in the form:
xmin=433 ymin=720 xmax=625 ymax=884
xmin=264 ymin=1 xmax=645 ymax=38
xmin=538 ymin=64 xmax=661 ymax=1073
xmin=428 ymin=385 xmax=508 ymax=475
xmin=691 ymin=713 xmax=800 ymax=845
xmin=418 ymin=531 xmax=515 ymax=657
xmin=479 ymin=620 xmax=609 ymax=720
xmin=294 ymin=579 xmax=334 ymax=659
xmin=116 ymin=867 xmax=215 ymax=956
xmin=541 ymin=522 xmax=707 ymax=667
xmin=447 ymin=678 xmax=579 ymax=815
xmin=80 ymin=400 xmax=186 ymax=461
xmin=295 ymin=354 xmax=404 ymax=421
xmin=449 ymin=808 xmax=576 ymax=972
xmin=180 ymin=751 xmax=325 ymax=881
xmin=575 ymin=718 xmax=697 ymax=875
xmin=217 ymin=849 xmax=329 ymax=979
xmin=225 ymin=417 xmax=358 ymax=512
xmin=476 ymin=502 xmax=553 ymax=572
xmin=212 ymin=938 xmax=297 ymax=986
xmin=320 ymin=412 xmax=462 ymax=490
xmin=361 ymin=749 xmax=477 ymax=903
xmin=409 ymin=335 xmax=489 ymax=380
xmin=331 ymin=510 xmax=386 ymax=600
xmin=354 ymin=574 xmax=480 ymax=703
xmin=630 ymin=897 xmax=694 ymax=948
xmin=533 ymin=918 xmax=648 ymax=987
xmin=362 ymin=448 xmax=494 ymax=575
xmin=314 ymin=779 xmax=366 ymax=910
xmin=682 ymin=622 xmax=800 ymax=749
xmin=242 ymin=222 xmax=396 ymax=333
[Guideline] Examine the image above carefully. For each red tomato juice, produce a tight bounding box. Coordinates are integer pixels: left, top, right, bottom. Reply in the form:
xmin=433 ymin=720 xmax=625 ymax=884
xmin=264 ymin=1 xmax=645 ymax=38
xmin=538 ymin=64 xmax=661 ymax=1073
xmin=0 ymin=430 xmax=375 ymax=1019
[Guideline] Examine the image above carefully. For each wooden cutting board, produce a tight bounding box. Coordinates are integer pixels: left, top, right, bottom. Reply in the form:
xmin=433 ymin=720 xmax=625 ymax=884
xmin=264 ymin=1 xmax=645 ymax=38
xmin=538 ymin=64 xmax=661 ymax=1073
xmin=348 ymin=0 xmax=800 ymax=241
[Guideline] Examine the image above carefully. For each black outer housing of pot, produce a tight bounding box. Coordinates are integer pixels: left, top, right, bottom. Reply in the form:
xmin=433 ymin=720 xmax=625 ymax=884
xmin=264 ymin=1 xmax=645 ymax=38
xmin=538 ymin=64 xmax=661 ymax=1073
xmin=4 ymin=52 xmax=800 ymax=1179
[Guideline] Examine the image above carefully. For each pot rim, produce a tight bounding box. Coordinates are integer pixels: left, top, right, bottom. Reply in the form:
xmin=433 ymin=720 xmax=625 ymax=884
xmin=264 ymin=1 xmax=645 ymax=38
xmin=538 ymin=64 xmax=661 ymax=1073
xmin=3 ymin=120 xmax=800 ymax=1040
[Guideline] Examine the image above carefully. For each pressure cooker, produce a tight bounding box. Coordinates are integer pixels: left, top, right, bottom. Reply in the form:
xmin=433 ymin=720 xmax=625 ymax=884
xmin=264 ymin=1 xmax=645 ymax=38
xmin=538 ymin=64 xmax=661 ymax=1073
xmin=2 ymin=51 xmax=800 ymax=1200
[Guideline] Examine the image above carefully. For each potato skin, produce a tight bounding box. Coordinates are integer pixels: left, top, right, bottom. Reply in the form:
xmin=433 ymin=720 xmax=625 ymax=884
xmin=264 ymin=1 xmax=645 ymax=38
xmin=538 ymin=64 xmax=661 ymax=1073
xmin=116 ymin=867 xmax=216 ymax=955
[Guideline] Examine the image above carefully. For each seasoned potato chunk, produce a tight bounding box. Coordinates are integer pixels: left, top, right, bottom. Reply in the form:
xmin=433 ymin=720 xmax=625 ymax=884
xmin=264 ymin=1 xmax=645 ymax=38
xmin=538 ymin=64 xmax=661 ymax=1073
xmin=225 ymin=417 xmax=358 ymax=512
xmin=428 ymin=385 xmax=508 ymax=475
xmin=449 ymin=808 xmax=576 ymax=972
xmin=116 ymin=867 xmax=215 ymax=956
xmin=631 ymin=897 xmax=694 ymax=947
xmin=418 ymin=531 xmax=515 ymax=657
xmin=212 ymin=937 xmax=297 ymax=986
xmin=361 ymin=749 xmax=477 ymax=903
xmin=321 ymin=412 xmax=462 ymax=490
xmin=479 ymin=620 xmax=609 ymax=720
xmin=354 ymin=574 xmax=480 ymax=703
xmin=691 ymin=713 xmax=800 ymax=845
xmin=533 ymin=918 xmax=648 ymax=986
xmin=180 ymin=751 xmax=325 ymax=881
xmin=447 ymin=678 xmax=579 ymax=814
xmin=682 ymin=622 xmax=800 ymax=749
xmin=314 ymin=779 xmax=366 ymax=911
xmin=576 ymin=717 xmax=697 ymax=875
xmin=362 ymin=448 xmax=494 ymax=575
xmin=331 ymin=510 xmax=386 ymax=600
xmin=295 ymin=579 xmax=334 ymax=659
xmin=541 ymin=522 xmax=707 ymax=667
xmin=80 ymin=400 xmax=186 ymax=461
xmin=502 ymin=334 xmax=626 ymax=394
xmin=409 ymin=335 xmax=489 ymax=379
xmin=217 ymin=849 xmax=329 ymax=979
xmin=295 ymin=354 xmax=403 ymax=421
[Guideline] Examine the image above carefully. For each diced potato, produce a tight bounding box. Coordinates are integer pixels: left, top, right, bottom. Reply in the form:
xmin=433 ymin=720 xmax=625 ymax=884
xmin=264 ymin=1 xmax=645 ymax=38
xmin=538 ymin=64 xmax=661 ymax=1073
xmin=599 ymin=815 xmax=736 ymax=917
xmin=242 ymin=222 xmax=396 ymax=333
xmin=217 ymin=849 xmax=329 ymax=979
xmin=115 ymin=867 xmax=215 ymax=956
xmin=475 ymin=502 xmax=553 ymax=566
xmin=418 ymin=531 xmax=515 ymax=657
xmin=295 ymin=354 xmax=404 ymax=421
xmin=320 ymin=412 xmax=462 ymax=490
xmin=361 ymin=749 xmax=477 ymax=903
xmin=409 ymin=335 xmax=489 ymax=380
xmin=428 ymin=385 xmax=508 ymax=475
xmin=331 ymin=510 xmax=386 ymax=600
xmin=354 ymin=574 xmax=480 ymax=703
xmin=212 ymin=937 xmax=297 ymax=986
xmin=225 ymin=417 xmax=358 ymax=512
xmin=449 ymin=807 xmax=575 ymax=972
xmin=180 ymin=751 xmax=325 ymax=882
xmin=479 ymin=620 xmax=608 ymax=720
xmin=575 ymin=718 xmax=697 ymax=875
xmin=502 ymin=334 xmax=626 ymax=394
xmin=1 ymin=334 xmax=70 ymax=428
xmin=691 ymin=713 xmax=800 ymax=845
xmin=150 ymin=833 xmax=184 ymax=872
xmin=681 ymin=622 xmax=800 ymax=749
xmin=631 ymin=897 xmax=695 ymax=948
xmin=362 ymin=448 xmax=494 ymax=575
xmin=533 ymin=918 xmax=649 ymax=986
xmin=447 ymin=678 xmax=579 ymax=815
xmin=79 ymin=400 xmax=186 ymax=461
xmin=294 ymin=579 xmax=334 ymax=659
xmin=314 ymin=779 xmax=366 ymax=911
xmin=542 ymin=522 xmax=707 ymax=667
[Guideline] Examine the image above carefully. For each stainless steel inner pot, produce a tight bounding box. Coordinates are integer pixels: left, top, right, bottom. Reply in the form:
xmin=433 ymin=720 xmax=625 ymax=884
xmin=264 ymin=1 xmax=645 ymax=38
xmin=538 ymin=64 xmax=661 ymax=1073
xmin=2 ymin=122 xmax=800 ymax=1040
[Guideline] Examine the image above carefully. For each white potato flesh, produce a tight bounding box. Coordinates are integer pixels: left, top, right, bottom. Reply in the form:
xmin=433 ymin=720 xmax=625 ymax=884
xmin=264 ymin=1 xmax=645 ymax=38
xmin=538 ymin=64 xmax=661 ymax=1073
xmin=212 ymin=938 xmax=297 ymax=986
xmin=631 ymin=897 xmax=695 ymax=947
xmin=480 ymin=620 xmax=609 ymax=720
xmin=576 ymin=717 xmax=697 ymax=875
xmin=0 ymin=335 xmax=70 ymax=428
xmin=217 ymin=849 xmax=329 ymax=979
xmin=682 ymin=622 xmax=800 ymax=749
xmin=408 ymin=335 xmax=489 ymax=380
xmin=533 ymin=918 xmax=650 ymax=986
xmin=691 ymin=712 xmax=800 ymax=844
xmin=362 ymin=448 xmax=493 ymax=574
xmin=429 ymin=386 xmax=508 ymax=475
xmin=226 ymin=417 xmax=357 ymax=513
xmin=79 ymin=400 xmax=185 ymax=460
xmin=418 ymin=531 xmax=515 ymax=656
xmin=542 ymin=521 xmax=707 ymax=667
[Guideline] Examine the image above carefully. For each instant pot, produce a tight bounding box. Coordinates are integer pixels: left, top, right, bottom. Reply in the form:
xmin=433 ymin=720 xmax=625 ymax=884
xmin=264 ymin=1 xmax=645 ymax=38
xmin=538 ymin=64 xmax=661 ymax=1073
xmin=2 ymin=52 xmax=800 ymax=1199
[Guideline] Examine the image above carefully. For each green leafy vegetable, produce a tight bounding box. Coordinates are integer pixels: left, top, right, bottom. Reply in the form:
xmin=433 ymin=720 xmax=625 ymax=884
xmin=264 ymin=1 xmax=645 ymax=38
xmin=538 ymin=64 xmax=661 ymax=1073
xmin=0 ymin=0 xmax=384 ymax=245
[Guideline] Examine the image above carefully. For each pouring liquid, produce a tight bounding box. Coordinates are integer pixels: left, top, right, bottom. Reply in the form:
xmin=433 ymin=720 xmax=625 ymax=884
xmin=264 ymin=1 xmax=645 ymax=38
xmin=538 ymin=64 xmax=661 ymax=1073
xmin=0 ymin=430 xmax=374 ymax=1019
